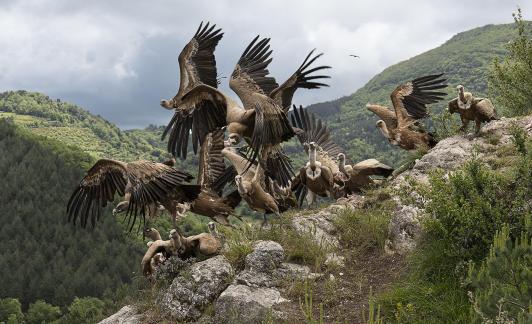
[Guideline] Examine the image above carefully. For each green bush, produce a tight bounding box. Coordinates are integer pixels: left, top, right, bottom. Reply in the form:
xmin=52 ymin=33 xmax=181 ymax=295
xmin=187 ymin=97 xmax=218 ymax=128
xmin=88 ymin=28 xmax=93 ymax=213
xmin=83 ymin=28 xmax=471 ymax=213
xmin=489 ymin=8 xmax=532 ymax=116
xmin=59 ymin=297 xmax=105 ymax=324
xmin=0 ymin=298 xmax=23 ymax=324
xmin=26 ymin=300 xmax=62 ymax=324
xmin=467 ymin=223 xmax=532 ymax=323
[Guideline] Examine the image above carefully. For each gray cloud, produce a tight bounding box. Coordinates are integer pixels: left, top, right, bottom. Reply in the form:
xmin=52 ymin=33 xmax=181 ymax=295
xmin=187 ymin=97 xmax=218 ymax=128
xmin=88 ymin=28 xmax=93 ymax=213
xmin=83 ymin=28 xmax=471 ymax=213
xmin=0 ymin=0 xmax=529 ymax=128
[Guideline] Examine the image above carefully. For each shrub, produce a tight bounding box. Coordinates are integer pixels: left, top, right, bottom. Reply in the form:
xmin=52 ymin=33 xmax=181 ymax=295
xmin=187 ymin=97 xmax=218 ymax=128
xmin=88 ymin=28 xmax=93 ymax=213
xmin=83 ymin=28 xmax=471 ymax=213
xmin=0 ymin=298 xmax=23 ymax=323
xmin=26 ymin=300 xmax=62 ymax=324
xmin=467 ymin=223 xmax=532 ymax=323
xmin=489 ymin=8 xmax=532 ymax=116
xmin=59 ymin=297 xmax=105 ymax=324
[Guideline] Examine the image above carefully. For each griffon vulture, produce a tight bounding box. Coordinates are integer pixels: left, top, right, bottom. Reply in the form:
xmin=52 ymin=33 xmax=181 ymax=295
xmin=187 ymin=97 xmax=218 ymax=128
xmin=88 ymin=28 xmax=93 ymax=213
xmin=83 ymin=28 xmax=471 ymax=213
xmin=367 ymin=74 xmax=447 ymax=150
xmin=67 ymin=159 xmax=200 ymax=231
xmin=337 ymin=153 xmax=394 ymax=194
xmin=448 ymin=85 xmax=498 ymax=133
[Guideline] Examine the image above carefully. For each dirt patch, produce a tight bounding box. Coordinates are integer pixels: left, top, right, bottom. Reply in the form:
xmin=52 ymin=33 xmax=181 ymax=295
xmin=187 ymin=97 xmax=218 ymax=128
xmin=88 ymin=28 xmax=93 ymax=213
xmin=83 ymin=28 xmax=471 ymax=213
xmin=276 ymin=249 xmax=406 ymax=323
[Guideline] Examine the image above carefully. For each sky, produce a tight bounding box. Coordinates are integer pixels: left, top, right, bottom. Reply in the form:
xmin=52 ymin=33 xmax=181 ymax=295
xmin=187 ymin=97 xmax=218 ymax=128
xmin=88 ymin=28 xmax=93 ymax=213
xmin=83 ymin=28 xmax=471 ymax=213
xmin=0 ymin=0 xmax=529 ymax=129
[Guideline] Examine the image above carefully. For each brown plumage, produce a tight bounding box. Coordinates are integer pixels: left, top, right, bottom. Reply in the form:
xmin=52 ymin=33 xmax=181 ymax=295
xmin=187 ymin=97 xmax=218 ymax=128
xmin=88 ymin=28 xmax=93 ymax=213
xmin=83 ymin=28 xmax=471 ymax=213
xmin=162 ymin=33 xmax=329 ymax=187
xmin=187 ymin=129 xmax=242 ymax=226
xmin=290 ymin=106 xmax=345 ymax=206
xmin=448 ymin=85 xmax=498 ymax=133
xmin=222 ymin=146 xmax=280 ymax=226
xmin=367 ymin=74 xmax=447 ymax=150
xmin=66 ymin=159 xmax=200 ymax=230
xmin=337 ymin=153 xmax=393 ymax=194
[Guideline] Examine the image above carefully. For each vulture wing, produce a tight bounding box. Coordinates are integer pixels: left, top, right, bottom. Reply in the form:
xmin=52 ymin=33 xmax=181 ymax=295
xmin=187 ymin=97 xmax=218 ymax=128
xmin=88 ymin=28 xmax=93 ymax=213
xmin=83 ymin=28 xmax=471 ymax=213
xmin=197 ymin=129 xmax=226 ymax=191
xmin=162 ymin=22 xmax=225 ymax=159
xmin=352 ymin=159 xmax=394 ymax=177
xmin=162 ymin=84 xmax=228 ymax=159
xmin=67 ymin=159 xmax=128 ymax=228
xmin=290 ymin=105 xmax=344 ymax=158
xmin=391 ymin=74 xmax=447 ymax=127
xmin=366 ymin=104 xmax=398 ymax=131
xmin=125 ymin=161 xmax=195 ymax=231
xmin=229 ymin=36 xmax=278 ymax=99
xmin=270 ymin=50 xmax=331 ymax=113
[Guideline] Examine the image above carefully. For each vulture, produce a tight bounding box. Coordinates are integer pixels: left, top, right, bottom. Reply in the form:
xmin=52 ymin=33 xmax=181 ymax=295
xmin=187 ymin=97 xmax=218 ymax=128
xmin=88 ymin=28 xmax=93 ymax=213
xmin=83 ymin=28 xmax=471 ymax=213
xmin=290 ymin=106 xmax=345 ymax=207
xmin=141 ymin=228 xmax=221 ymax=276
xmin=337 ymin=153 xmax=394 ymax=194
xmin=367 ymin=74 xmax=448 ymax=151
xmin=221 ymin=146 xmax=281 ymax=226
xmin=162 ymin=29 xmax=330 ymax=186
xmin=448 ymin=85 xmax=498 ymax=133
xmin=66 ymin=159 xmax=200 ymax=231
xmin=185 ymin=129 xmax=243 ymax=226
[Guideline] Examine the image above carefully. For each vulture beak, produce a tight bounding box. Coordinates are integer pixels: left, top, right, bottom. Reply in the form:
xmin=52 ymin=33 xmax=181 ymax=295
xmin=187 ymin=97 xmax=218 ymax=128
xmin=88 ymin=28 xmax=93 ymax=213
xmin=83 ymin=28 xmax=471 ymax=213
xmin=112 ymin=208 xmax=118 ymax=216
xmin=160 ymin=99 xmax=173 ymax=110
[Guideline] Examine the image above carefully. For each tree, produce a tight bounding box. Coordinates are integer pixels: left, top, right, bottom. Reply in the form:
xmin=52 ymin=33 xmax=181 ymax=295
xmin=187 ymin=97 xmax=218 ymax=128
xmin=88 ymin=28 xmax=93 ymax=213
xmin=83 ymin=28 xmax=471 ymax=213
xmin=26 ymin=300 xmax=62 ymax=324
xmin=489 ymin=8 xmax=532 ymax=116
xmin=0 ymin=298 xmax=23 ymax=324
xmin=59 ymin=297 xmax=105 ymax=324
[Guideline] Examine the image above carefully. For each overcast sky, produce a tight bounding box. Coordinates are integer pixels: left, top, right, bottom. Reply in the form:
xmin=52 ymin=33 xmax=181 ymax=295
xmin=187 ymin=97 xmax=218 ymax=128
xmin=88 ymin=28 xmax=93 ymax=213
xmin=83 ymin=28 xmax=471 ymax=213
xmin=0 ymin=0 xmax=528 ymax=129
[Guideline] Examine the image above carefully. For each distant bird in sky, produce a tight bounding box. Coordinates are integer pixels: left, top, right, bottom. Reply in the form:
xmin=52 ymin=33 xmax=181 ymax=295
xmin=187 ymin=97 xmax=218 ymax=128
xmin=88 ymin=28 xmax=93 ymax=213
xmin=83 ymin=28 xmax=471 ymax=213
xmin=349 ymin=54 xmax=360 ymax=58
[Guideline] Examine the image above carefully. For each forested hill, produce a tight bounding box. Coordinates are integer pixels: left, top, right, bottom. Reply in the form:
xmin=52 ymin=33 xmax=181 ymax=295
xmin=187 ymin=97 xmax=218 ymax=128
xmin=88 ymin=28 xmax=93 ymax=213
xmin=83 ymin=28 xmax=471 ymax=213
xmin=0 ymin=119 xmax=143 ymax=308
xmin=306 ymin=23 xmax=524 ymax=165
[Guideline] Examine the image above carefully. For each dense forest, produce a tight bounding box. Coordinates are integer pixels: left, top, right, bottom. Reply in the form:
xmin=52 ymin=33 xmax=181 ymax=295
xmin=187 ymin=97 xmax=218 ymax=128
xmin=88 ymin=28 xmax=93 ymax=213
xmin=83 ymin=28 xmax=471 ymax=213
xmin=0 ymin=119 xmax=143 ymax=309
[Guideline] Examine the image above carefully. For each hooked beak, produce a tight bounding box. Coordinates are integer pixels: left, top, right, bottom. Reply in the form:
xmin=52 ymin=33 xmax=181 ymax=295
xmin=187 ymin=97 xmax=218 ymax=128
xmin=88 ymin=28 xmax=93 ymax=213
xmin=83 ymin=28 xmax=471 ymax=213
xmin=160 ymin=99 xmax=173 ymax=109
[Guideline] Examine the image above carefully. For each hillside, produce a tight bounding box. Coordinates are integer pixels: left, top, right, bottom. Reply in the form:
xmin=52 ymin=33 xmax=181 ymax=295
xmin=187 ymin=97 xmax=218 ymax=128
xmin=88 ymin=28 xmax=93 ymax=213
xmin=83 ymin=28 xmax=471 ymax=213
xmin=307 ymin=23 xmax=524 ymax=165
xmin=0 ymin=119 xmax=144 ymax=309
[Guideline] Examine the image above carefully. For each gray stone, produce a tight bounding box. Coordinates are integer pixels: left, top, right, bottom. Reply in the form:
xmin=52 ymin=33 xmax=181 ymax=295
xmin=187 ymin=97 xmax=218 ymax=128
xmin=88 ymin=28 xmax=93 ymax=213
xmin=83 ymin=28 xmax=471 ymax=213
xmin=292 ymin=210 xmax=340 ymax=248
xmin=98 ymin=305 xmax=143 ymax=324
xmin=157 ymin=255 xmax=233 ymax=321
xmin=214 ymin=284 xmax=287 ymax=323
xmin=385 ymin=205 xmax=422 ymax=255
xmin=325 ymin=252 xmax=346 ymax=268
xmin=244 ymin=240 xmax=284 ymax=272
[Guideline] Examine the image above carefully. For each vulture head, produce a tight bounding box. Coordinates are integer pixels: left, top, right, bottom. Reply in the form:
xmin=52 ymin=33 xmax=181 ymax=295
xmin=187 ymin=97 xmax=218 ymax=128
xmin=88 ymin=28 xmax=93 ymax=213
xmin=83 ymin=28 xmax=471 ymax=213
xmin=337 ymin=153 xmax=346 ymax=163
xmin=456 ymin=84 xmax=464 ymax=92
xmin=112 ymin=200 xmax=129 ymax=216
xmin=160 ymin=98 xmax=178 ymax=110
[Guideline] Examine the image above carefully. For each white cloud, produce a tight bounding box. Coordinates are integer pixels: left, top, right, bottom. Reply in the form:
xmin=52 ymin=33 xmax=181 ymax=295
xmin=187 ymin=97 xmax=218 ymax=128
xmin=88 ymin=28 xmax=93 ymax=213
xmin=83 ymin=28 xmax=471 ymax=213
xmin=0 ymin=0 xmax=529 ymax=128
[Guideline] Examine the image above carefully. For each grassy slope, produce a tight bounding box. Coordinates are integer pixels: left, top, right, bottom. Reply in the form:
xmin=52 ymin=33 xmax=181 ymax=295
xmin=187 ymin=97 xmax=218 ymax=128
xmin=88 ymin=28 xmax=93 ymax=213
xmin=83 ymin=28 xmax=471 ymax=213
xmin=306 ymin=23 xmax=520 ymax=166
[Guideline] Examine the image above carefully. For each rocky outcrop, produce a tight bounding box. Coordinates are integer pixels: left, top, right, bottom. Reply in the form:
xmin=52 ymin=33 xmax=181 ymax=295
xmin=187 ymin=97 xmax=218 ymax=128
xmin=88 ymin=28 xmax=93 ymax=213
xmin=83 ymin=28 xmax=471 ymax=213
xmin=98 ymin=305 xmax=143 ymax=324
xmin=385 ymin=116 xmax=532 ymax=254
xmin=157 ymin=255 xmax=234 ymax=321
xmin=214 ymin=285 xmax=287 ymax=323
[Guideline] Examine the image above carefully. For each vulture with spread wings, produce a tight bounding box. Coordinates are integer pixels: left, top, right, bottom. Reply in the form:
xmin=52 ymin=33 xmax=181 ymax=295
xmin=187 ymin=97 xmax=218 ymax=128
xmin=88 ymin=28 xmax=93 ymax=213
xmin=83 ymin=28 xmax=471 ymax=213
xmin=290 ymin=106 xmax=345 ymax=207
xmin=184 ymin=129 xmax=242 ymax=226
xmin=67 ymin=159 xmax=200 ymax=231
xmin=367 ymin=74 xmax=447 ymax=150
xmin=161 ymin=29 xmax=330 ymax=186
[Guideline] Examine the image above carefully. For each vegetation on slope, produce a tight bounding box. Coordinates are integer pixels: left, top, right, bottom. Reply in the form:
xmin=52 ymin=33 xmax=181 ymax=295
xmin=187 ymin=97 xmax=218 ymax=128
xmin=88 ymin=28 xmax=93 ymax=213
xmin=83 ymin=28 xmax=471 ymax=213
xmin=0 ymin=119 xmax=143 ymax=310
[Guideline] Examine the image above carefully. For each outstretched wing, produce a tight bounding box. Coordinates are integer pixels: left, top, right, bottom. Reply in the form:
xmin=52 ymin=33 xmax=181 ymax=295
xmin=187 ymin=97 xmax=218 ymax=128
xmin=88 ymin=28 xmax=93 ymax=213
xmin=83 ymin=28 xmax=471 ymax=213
xmin=125 ymin=161 xmax=195 ymax=230
xmin=352 ymin=159 xmax=394 ymax=177
xmin=165 ymin=22 xmax=224 ymax=106
xmin=162 ymin=84 xmax=228 ymax=159
xmin=229 ymin=36 xmax=279 ymax=102
xmin=270 ymin=50 xmax=331 ymax=112
xmin=198 ymin=129 xmax=226 ymax=190
xmin=290 ymin=105 xmax=344 ymax=157
xmin=391 ymin=73 xmax=447 ymax=127
xmin=161 ymin=22 xmax=225 ymax=159
xmin=67 ymin=159 xmax=128 ymax=228
xmin=366 ymin=104 xmax=398 ymax=131
xmin=262 ymin=145 xmax=294 ymax=188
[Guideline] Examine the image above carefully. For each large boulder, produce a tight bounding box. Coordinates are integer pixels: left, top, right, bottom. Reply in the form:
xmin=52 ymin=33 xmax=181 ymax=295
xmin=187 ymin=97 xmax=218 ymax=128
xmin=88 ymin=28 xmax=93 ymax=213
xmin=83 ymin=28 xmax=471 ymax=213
xmin=98 ymin=305 xmax=143 ymax=324
xmin=214 ymin=284 xmax=288 ymax=323
xmin=157 ymin=255 xmax=233 ymax=321
xmin=292 ymin=209 xmax=340 ymax=248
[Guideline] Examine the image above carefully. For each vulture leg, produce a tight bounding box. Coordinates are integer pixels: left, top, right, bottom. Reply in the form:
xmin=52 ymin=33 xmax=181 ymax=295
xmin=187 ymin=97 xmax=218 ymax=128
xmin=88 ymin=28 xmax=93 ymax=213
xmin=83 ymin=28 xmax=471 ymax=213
xmin=475 ymin=118 xmax=481 ymax=134
xmin=459 ymin=116 xmax=469 ymax=132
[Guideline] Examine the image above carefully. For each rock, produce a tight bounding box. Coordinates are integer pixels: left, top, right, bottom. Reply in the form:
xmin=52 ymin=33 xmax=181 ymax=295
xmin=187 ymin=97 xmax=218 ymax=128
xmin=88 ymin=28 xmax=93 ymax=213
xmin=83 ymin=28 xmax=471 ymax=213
xmin=245 ymin=240 xmax=284 ymax=272
xmin=276 ymin=262 xmax=322 ymax=281
xmin=214 ymin=284 xmax=288 ymax=323
xmin=292 ymin=209 xmax=340 ymax=248
xmin=393 ymin=116 xmax=532 ymax=186
xmin=157 ymin=255 xmax=233 ymax=321
xmin=385 ymin=205 xmax=422 ymax=255
xmin=98 ymin=305 xmax=143 ymax=324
